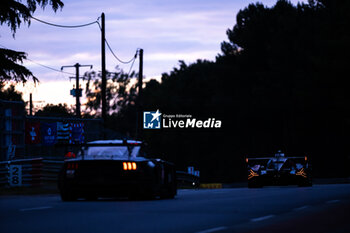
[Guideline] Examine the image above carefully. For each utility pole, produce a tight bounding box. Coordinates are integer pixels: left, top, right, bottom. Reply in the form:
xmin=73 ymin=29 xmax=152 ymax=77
xmin=29 ymin=93 xmax=33 ymax=116
xmin=138 ymin=49 xmax=143 ymax=107
xmin=136 ymin=49 xmax=143 ymax=139
xmin=101 ymin=12 xmax=107 ymax=123
xmin=61 ymin=63 xmax=92 ymax=117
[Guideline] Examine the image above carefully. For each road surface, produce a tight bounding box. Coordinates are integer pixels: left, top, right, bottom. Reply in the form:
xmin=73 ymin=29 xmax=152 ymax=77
xmin=1 ymin=184 xmax=350 ymax=233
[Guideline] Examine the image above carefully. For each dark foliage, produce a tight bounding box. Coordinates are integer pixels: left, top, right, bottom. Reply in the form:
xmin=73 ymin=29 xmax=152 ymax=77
xmin=120 ymin=0 xmax=349 ymax=181
xmin=0 ymin=48 xmax=36 ymax=83
xmin=0 ymin=0 xmax=64 ymax=83
xmin=83 ymin=0 xmax=350 ymax=181
xmin=35 ymin=103 xmax=73 ymax=117
xmin=0 ymin=83 xmax=23 ymax=101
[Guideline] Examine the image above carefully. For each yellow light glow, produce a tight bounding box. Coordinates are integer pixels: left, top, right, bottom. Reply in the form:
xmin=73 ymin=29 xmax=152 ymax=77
xmin=132 ymin=162 xmax=137 ymax=170
xmin=127 ymin=162 xmax=132 ymax=170
xmin=123 ymin=162 xmax=128 ymax=170
xmin=248 ymin=169 xmax=259 ymax=180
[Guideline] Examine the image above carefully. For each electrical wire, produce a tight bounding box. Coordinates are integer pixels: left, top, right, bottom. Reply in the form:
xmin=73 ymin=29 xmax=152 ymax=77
xmin=0 ymin=44 xmax=74 ymax=75
xmin=96 ymin=21 xmax=137 ymax=65
xmin=127 ymin=53 xmax=137 ymax=77
xmin=4 ymin=15 xmax=140 ymax=76
xmin=105 ymin=39 xmax=137 ymax=64
xmin=31 ymin=16 xmax=100 ymax=28
xmin=26 ymin=58 xmax=75 ymax=75
xmin=31 ymin=16 xmax=137 ymax=66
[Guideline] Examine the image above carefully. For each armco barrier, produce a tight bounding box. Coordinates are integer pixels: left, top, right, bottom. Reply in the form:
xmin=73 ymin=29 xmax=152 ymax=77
xmin=1 ymin=159 xmax=202 ymax=189
xmin=42 ymin=159 xmax=63 ymax=183
xmin=0 ymin=158 xmax=64 ymax=187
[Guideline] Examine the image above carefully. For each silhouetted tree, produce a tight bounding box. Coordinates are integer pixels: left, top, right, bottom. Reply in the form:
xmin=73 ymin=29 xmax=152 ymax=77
xmin=104 ymin=0 xmax=350 ymax=180
xmin=83 ymin=68 xmax=138 ymax=117
xmin=35 ymin=103 xmax=73 ymax=117
xmin=0 ymin=83 xmax=23 ymax=101
xmin=0 ymin=0 xmax=64 ymax=83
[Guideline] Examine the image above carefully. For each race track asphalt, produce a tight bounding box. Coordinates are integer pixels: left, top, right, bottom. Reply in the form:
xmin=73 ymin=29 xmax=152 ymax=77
xmin=1 ymin=184 xmax=350 ymax=233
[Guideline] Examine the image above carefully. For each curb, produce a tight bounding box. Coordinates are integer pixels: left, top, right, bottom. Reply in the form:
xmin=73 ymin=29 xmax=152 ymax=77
xmin=200 ymin=183 xmax=223 ymax=189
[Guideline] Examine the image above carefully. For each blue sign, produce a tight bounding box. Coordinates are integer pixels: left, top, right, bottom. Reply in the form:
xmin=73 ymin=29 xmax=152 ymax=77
xmin=70 ymin=123 xmax=84 ymax=144
xmin=41 ymin=122 xmax=57 ymax=145
xmin=143 ymin=110 xmax=161 ymax=129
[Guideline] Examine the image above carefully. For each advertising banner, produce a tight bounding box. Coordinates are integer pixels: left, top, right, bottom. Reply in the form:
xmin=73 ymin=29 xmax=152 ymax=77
xmin=70 ymin=123 xmax=84 ymax=144
xmin=41 ymin=122 xmax=57 ymax=145
xmin=25 ymin=121 xmax=40 ymax=144
xmin=57 ymin=122 xmax=70 ymax=144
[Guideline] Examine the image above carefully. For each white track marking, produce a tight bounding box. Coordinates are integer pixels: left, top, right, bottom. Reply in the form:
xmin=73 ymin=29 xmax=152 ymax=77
xmin=20 ymin=206 xmax=52 ymax=211
xmin=250 ymin=214 xmax=275 ymax=222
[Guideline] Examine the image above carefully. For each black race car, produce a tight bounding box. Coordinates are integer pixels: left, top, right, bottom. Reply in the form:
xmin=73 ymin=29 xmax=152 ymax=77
xmin=246 ymin=151 xmax=312 ymax=188
xmin=58 ymin=140 xmax=177 ymax=201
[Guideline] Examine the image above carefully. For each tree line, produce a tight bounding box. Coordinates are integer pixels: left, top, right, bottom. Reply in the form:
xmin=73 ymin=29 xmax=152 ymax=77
xmin=1 ymin=0 xmax=349 ymax=181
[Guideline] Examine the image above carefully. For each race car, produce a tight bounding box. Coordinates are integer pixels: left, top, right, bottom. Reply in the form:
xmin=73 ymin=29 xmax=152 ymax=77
xmin=58 ymin=140 xmax=177 ymax=201
xmin=246 ymin=151 xmax=312 ymax=188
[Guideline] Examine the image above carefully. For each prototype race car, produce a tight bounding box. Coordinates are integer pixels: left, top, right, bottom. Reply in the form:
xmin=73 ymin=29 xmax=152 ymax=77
xmin=58 ymin=140 xmax=177 ymax=201
xmin=246 ymin=151 xmax=312 ymax=188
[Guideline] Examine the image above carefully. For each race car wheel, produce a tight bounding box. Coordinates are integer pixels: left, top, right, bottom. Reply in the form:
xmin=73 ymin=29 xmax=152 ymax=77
xmin=160 ymin=186 xmax=176 ymax=199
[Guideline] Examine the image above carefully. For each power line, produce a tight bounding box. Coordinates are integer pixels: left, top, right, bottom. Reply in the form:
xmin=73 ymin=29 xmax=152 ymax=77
xmin=96 ymin=21 xmax=137 ymax=64
xmin=26 ymin=58 xmax=75 ymax=75
xmin=31 ymin=16 xmax=100 ymax=28
xmin=0 ymin=44 xmax=75 ymax=75
xmin=31 ymin=16 xmax=137 ymax=66
xmin=105 ymin=39 xmax=137 ymax=64
xmin=127 ymin=53 xmax=137 ymax=77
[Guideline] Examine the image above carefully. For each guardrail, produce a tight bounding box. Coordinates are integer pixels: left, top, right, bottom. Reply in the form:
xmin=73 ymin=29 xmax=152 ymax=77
xmin=0 ymin=158 xmax=63 ymax=187
xmin=1 ymin=158 xmax=200 ymax=189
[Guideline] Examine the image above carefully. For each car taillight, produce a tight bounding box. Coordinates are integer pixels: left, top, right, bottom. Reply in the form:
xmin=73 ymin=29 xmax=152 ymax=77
xmin=65 ymin=152 xmax=76 ymax=158
xmin=66 ymin=162 xmax=78 ymax=177
xmin=248 ymin=169 xmax=259 ymax=180
xmin=123 ymin=162 xmax=137 ymax=171
xmin=67 ymin=162 xmax=79 ymax=170
xmin=296 ymin=168 xmax=307 ymax=178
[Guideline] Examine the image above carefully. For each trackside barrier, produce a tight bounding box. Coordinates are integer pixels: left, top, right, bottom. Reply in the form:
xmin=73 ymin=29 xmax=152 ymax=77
xmin=200 ymin=183 xmax=223 ymax=189
xmin=42 ymin=159 xmax=63 ymax=183
xmin=0 ymin=158 xmax=64 ymax=187
xmin=1 ymin=159 xmax=216 ymax=189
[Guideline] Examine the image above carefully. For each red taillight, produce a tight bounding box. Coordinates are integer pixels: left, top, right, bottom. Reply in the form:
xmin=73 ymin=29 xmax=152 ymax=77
xmin=65 ymin=152 xmax=76 ymax=158
xmin=123 ymin=162 xmax=137 ymax=170
xmin=67 ymin=162 xmax=78 ymax=170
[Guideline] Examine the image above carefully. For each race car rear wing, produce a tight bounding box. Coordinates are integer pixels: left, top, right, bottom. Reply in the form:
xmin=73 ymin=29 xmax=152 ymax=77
xmin=246 ymin=156 xmax=307 ymax=161
xmin=55 ymin=140 xmax=145 ymax=160
xmin=245 ymin=156 xmax=309 ymax=168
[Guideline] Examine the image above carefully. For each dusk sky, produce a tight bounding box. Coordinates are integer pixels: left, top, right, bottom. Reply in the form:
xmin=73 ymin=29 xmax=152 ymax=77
xmin=1 ymin=0 xmax=304 ymax=108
